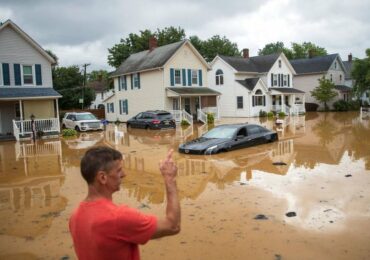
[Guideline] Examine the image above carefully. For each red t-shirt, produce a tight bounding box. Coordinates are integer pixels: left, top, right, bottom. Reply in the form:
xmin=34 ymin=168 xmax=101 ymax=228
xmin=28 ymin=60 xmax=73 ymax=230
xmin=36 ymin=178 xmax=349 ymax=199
xmin=69 ymin=198 xmax=157 ymax=260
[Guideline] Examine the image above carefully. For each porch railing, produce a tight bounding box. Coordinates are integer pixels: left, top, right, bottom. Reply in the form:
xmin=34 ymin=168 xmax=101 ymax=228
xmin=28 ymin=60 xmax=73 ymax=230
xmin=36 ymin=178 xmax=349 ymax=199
xmin=197 ymin=109 xmax=207 ymax=124
xmin=182 ymin=110 xmax=193 ymax=125
xmin=14 ymin=118 xmax=60 ymax=136
xmin=285 ymin=106 xmax=291 ymax=115
xmin=169 ymin=110 xmax=193 ymax=125
xmin=271 ymin=105 xmax=281 ymax=112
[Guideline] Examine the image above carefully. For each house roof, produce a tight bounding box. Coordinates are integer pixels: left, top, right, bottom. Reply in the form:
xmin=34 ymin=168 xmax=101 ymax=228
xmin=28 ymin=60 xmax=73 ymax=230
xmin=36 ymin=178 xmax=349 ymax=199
xmin=218 ymin=53 xmax=281 ymax=73
xmin=335 ymin=85 xmax=352 ymax=92
xmin=236 ymin=78 xmax=260 ymax=91
xmin=290 ymin=54 xmax=340 ymax=75
xmin=0 ymin=88 xmax=62 ymax=100
xmin=342 ymin=61 xmax=353 ymax=80
xmin=87 ymin=81 xmax=109 ymax=93
xmin=167 ymin=87 xmax=221 ymax=96
xmin=269 ymin=87 xmax=305 ymax=94
xmin=0 ymin=19 xmax=56 ymax=64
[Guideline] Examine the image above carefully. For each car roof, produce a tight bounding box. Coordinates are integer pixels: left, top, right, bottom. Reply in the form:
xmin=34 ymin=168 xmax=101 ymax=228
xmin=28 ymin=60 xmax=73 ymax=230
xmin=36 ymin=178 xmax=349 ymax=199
xmin=144 ymin=110 xmax=171 ymax=114
xmin=66 ymin=112 xmax=92 ymax=115
xmin=214 ymin=123 xmax=265 ymax=129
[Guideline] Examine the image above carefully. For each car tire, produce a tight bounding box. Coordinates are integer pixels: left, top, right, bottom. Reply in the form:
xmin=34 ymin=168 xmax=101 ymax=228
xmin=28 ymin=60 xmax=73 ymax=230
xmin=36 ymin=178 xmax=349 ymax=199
xmin=75 ymin=126 xmax=80 ymax=132
xmin=62 ymin=124 xmax=66 ymax=129
xmin=127 ymin=123 xmax=131 ymax=130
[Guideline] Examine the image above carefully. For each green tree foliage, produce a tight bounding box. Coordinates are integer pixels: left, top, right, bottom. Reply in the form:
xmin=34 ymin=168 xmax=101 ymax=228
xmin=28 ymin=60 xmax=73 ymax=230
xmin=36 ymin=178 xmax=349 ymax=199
xmin=107 ymin=27 xmax=186 ymax=68
xmin=88 ymin=69 xmax=114 ymax=90
xmin=53 ymin=66 xmax=95 ymax=109
xmin=190 ymin=35 xmax=241 ymax=62
xmin=311 ymin=77 xmax=338 ymax=111
xmin=45 ymin=49 xmax=59 ymax=66
xmin=258 ymin=41 xmax=327 ymax=59
xmin=352 ymin=48 xmax=370 ymax=98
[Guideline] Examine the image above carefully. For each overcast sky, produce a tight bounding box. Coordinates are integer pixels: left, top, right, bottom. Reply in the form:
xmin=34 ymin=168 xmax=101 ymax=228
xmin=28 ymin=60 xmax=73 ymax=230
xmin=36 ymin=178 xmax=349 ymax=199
xmin=1 ymin=0 xmax=369 ymax=72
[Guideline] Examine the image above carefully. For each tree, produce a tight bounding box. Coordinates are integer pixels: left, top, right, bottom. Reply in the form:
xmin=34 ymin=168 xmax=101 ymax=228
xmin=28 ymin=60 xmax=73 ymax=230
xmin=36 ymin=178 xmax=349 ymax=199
xmin=45 ymin=49 xmax=59 ymax=66
xmin=311 ymin=77 xmax=338 ymax=111
xmin=52 ymin=66 xmax=95 ymax=109
xmin=258 ymin=41 xmax=327 ymax=59
xmin=352 ymin=48 xmax=370 ymax=99
xmin=88 ymin=69 xmax=114 ymax=90
xmin=107 ymin=27 xmax=186 ymax=68
xmin=191 ymin=35 xmax=241 ymax=62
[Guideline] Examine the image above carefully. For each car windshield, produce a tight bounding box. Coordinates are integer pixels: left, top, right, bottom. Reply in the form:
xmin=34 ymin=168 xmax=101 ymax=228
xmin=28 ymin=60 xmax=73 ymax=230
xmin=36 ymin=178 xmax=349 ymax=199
xmin=76 ymin=114 xmax=97 ymax=120
xmin=202 ymin=126 xmax=237 ymax=139
xmin=156 ymin=113 xmax=172 ymax=120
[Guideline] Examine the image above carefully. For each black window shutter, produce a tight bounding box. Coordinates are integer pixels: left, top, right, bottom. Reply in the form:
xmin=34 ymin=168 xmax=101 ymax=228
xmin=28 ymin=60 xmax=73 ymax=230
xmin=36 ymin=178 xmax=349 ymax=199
xmin=2 ymin=63 xmax=10 ymax=85
xmin=263 ymin=96 xmax=266 ymax=106
xmin=125 ymin=100 xmax=128 ymax=114
xmin=138 ymin=73 xmax=141 ymax=89
xmin=252 ymin=96 xmax=255 ymax=107
xmin=131 ymin=74 xmax=133 ymax=89
xmin=35 ymin=64 xmax=42 ymax=85
xmin=14 ymin=64 xmax=21 ymax=85
xmin=288 ymin=74 xmax=290 ymax=87
xmin=271 ymin=73 xmax=273 ymax=86
xmin=118 ymin=77 xmax=121 ymax=91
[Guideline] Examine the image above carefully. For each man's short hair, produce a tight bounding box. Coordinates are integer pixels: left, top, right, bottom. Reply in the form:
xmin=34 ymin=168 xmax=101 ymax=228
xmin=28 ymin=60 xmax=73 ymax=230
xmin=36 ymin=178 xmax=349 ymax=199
xmin=80 ymin=146 xmax=123 ymax=184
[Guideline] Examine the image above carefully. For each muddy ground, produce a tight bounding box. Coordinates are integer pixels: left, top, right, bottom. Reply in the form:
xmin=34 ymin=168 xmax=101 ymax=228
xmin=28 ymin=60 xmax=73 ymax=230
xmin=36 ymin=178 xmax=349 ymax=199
xmin=0 ymin=112 xmax=369 ymax=260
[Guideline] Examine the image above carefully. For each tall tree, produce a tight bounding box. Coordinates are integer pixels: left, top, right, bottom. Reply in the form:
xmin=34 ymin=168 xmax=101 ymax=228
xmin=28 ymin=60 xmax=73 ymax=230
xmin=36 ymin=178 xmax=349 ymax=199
xmin=258 ymin=41 xmax=293 ymax=59
xmin=88 ymin=69 xmax=114 ymax=89
xmin=45 ymin=49 xmax=59 ymax=66
xmin=311 ymin=77 xmax=338 ymax=111
xmin=351 ymin=48 xmax=370 ymax=99
xmin=258 ymin=41 xmax=327 ymax=59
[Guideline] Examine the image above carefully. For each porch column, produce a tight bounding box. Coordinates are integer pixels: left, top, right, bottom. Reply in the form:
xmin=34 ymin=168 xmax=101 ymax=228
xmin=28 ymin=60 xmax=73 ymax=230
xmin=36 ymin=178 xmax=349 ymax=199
xmin=281 ymin=94 xmax=285 ymax=114
xmin=179 ymin=97 xmax=182 ymax=111
xmin=56 ymin=99 xmax=60 ymax=131
xmin=19 ymin=100 xmax=24 ymax=134
xmin=292 ymin=94 xmax=296 ymax=115
xmin=303 ymin=94 xmax=306 ymax=112
xmin=216 ymin=96 xmax=220 ymax=119
xmin=199 ymin=96 xmax=202 ymax=109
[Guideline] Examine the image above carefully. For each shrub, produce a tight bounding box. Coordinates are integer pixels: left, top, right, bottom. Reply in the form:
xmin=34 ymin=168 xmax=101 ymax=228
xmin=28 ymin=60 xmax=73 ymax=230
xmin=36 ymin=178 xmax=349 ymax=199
xmin=259 ymin=110 xmax=267 ymax=117
xmin=37 ymin=130 xmax=44 ymax=138
xmin=62 ymin=128 xmax=77 ymax=137
xmin=267 ymin=112 xmax=274 ymax=118
xmin=181 ymin=120 xmax=190 ymax=126
xmin=206 ymin=113 xmax=215 ymax=124
xmin=348 ymin=100 xmax=361 ymax=111
xmin=333 ymin=100 xmax=349 ymax=111
xmin=278 ymin=112 xmax=286 ymax=117
xmin=363 ymin=100 xmax=369 ymax=107
xmin=115 ymin=119 xmax=121 ymax=125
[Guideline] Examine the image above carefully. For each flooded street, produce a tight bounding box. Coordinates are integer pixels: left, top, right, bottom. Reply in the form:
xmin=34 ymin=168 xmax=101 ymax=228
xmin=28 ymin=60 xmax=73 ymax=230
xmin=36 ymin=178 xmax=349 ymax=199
xmin=0 ymin=112 xmax=370 ymax=260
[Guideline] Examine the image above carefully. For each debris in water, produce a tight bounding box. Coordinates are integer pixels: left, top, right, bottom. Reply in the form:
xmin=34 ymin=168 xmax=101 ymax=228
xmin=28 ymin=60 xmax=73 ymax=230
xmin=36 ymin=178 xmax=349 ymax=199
xmin=285 ymin=212 xmax=297 ymax=217
xmin=273 ymin=162 xmax=287 ymax=166
xmin=254 ymin=214 xmax=268 ymax=220
xmin=345 ymin=174 xmax=352 ymax=177
xmin=275 ymin=254 xmax=282 ymax=260
xmin=138 ymin=203 xmax=150 ymax=209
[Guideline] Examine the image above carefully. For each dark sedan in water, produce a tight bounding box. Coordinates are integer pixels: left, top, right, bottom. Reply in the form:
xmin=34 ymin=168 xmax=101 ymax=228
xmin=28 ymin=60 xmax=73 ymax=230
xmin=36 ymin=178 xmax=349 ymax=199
xmin=127 ymin=110 xmax=176 ymax=130
xmin=179 ymin=123 xmax=278 ymax=155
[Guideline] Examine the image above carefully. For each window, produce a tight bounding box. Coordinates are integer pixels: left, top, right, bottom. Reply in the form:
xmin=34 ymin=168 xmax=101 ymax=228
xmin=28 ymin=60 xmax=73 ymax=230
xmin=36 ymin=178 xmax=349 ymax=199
xmin=174 ymin=69 xmax=181 ymax=85
xmin=191 ymin=70 xmax=198 ymax=85
xmin=273 ymin=74 xmax=278 ymax=86
xmin=278 ymin=60 xmax=282 ymax=68
xmin=22 ymin=65 xmax=34 ymax=85
xmin=110 ymin=103 xmax=114 ymax=113
xmin=120 ymin=100 xmax=128 ymax=114
xmin=133 ymin=73 xmax=140 ymax=89
xmin=330 ymin=74 xmax=333 ymax=82
xmin=172 ymin=99 xmax=179 ymax=110
xmin=120 ymin=75 xmax=127 ymax=90
xmin=340 ymin=74 xmax=342 ymax=81
xmin=252 ymin=90 xmax=265 ymax=107
xmin=237 ymin=96 xmax=243 ymax=109
xmin=334 ymin=62 xmax=337 ymax=69
xmin=247 ymin=125 xmax=261 ymax=135
xmin=283 ymin=75 xmax=287 ymax=86
xmin=215 ymin=69 xmax=224 ymax=85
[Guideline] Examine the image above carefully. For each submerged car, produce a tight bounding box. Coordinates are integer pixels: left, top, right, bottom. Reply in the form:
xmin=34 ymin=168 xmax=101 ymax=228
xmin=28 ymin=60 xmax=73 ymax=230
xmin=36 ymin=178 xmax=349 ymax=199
xmin=127 ymin=110 xmax=176 ymax=130
xmin=178 ymin=123 xmax=278 ymax=155
xmin=62 ymin=112 xmax=103 ymax=131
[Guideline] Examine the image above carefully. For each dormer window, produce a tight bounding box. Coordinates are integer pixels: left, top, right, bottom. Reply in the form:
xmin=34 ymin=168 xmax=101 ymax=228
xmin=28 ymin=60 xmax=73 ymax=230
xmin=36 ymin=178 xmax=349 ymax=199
xmin=278 ymin=60 xmax=282 ymax=68
xmin=215 ymin=69 xmax=224 ymax=85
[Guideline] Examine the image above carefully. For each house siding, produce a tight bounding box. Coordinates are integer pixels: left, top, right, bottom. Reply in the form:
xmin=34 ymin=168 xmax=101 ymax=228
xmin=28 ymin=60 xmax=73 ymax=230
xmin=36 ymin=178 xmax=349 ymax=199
xmin=23 ymin=100 xmax=54 ymax=119
xmin=0 ymin=26 xmax=53 ymax=87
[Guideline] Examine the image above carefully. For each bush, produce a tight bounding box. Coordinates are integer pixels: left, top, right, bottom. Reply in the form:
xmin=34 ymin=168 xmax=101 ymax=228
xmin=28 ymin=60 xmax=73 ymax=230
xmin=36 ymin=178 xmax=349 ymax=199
xmin=37 ymin=130 xmax=44 ymax=138
xmin=267 ymin=112 xmax=274 ymax=118
xmin=363 ymin=100 xmax=369 ymax=107
xmin=348 ymin=100 xmax=361 ymax=111
xmin=259 ymin=110 xmax=267 ymax=117
xmin=333 ymin=100 xmax=349 ymax=111
xmin=181 ymin=120 xmax=190 ymax=126
xmin=115 ymin=119 xmax=121 ymax=125
xmin=305 ymin=103 xmax=319 ymax=112
xmin=62 ymin=128 xmax=77 ymax=137
xmin=206 ymin=113 xmax=215 ymax=124
xmin=278 ymin=112 xmax=286 ymax=118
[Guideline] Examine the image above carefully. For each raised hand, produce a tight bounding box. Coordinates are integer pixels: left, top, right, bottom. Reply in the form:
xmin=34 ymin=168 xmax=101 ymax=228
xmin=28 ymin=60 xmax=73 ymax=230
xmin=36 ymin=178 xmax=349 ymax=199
xmin=159 ymin=149 xmax=178 ymax=182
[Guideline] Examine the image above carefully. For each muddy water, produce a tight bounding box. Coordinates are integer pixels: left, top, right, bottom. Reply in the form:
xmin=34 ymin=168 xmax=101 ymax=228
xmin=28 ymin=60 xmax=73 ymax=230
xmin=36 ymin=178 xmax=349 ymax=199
xmin=0 ymin=112 xmax=369 ymax=260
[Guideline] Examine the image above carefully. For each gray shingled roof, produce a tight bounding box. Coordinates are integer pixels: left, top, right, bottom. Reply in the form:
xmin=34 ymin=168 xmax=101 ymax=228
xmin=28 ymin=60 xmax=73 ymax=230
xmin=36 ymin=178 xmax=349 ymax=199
xmin=167 ymin=87 xmax=220 ymax=96
xmin=0 ymin=88 xmax=62 ymax=99
xmin=236 ymin=78 xmax=260 ymax=91
xmin=290 ymin=54 xmax=339 ymax=75
xmin=342 ymin=61 xmax=353 ymax=80
xmin=335 ymin=85 xmax=352 ymax=92
xmin=269 ymin=87 xmax=305 ymax=94
xmin=110 ymin=40 xmax=186 ymax=77
xmin=219 ymin=53 xmax=280 ymax=73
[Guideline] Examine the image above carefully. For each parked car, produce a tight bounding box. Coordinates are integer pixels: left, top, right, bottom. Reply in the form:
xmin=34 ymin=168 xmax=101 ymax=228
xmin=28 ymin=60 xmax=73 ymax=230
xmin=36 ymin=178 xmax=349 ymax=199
xmin=178 ymin=123 xmax=278 ymax=155
xmin=127 ymin=110 xmax=176 ymax=130
xmin=62 ymin=112 xmax=103 ymax=131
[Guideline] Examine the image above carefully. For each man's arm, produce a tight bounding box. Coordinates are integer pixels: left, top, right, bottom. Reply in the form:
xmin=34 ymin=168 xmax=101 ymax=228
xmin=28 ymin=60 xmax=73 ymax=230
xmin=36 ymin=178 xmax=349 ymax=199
xmin=151 ymin=149 xmax=181 ymax=239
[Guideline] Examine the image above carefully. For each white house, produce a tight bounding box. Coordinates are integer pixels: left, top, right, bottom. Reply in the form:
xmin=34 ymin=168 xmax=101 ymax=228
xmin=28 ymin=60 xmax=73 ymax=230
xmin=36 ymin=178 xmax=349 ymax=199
xmin=0 ymin=19 xmax=61 ymax=141
xmin=290 ymin=54 xmax=351 ymax=110
xmin=208 ymin=50 xmax=305 ymax=117
xmin=87 ymin=80 xmax=113 ymax=109
xmin=105 ymin=38 xmax=220 ymax=124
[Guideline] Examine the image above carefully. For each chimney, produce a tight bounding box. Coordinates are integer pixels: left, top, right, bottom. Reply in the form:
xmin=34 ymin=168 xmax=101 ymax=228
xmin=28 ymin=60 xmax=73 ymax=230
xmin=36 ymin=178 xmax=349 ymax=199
xmin=243 ymin=48 xmax=249 ymax=59
xmin=149 ymin=36 xmax=158 ymax=52
xmin=348 ymin=53 xmax=352 ymax=62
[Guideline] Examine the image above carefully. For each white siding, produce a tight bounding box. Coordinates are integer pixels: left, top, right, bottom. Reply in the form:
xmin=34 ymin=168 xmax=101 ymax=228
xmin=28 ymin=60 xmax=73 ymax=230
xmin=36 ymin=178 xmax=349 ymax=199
xmin=0 ymin=26 xmax=53 ymax=88
xmin=267 ymin=55 xmax=295 ymax=88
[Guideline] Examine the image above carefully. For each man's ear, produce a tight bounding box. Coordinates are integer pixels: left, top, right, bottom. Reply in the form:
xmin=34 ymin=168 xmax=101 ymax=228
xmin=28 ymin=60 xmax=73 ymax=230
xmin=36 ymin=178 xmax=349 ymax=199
xmin=96 ymin=170 xmax=107 ymax=185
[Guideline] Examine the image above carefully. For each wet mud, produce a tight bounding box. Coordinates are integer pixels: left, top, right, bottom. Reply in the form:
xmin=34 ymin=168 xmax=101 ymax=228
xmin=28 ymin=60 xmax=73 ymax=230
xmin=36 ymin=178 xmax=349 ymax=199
xmin=0 ymin=112 xmax=369 ymax=259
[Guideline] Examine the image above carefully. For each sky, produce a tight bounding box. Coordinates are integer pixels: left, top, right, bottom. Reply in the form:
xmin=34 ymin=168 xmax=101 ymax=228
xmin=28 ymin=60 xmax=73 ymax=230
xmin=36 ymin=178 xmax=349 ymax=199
xmin=1 ymin=0 xmax=369 ymax=72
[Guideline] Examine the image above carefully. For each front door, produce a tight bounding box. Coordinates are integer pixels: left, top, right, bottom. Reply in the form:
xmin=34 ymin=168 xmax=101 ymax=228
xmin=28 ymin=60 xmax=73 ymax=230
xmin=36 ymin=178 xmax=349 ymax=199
xmin=285 ymin=96 xmax=289 ymax=106
xmin=184 ymin=98 xmax=191 ymax=114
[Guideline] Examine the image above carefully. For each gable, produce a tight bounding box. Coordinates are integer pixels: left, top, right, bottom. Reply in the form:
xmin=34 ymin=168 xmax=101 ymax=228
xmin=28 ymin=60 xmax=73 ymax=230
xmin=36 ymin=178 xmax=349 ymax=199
xmin=268 ymin=53 xmax=296 ymax=75
xmin=328 ymin=56 xmax=346 ymax=73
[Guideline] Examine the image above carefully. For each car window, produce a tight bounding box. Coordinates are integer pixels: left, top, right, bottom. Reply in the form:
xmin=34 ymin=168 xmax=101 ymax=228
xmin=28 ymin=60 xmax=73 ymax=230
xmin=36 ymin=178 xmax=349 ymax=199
xmin=145 ymin=113 xmax=154 ymax=119
xmin=257 ymin=126 xmax=269 ymax=133
xmin=66 ymin=114 xmax=73 ymax=120
xmin=236 ymin=127 xmax=247 ymax=137
xmin=76 ymin=113 xmax=97 ymax=120
xmin=136 ymin=113 xmax=143 ymax=119
xmin=247 ymin=125 xmax=260 ymax=135
xmin=203 ymin=126 xmax=237 ymax=139
xmin=156 ymin=113 xmax=173 ymax=120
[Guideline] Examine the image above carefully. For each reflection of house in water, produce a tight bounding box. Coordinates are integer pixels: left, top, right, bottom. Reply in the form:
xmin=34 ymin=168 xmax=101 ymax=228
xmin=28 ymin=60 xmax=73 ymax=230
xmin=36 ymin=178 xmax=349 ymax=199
xmin=0 ymin=141 xmax=66 ymax=238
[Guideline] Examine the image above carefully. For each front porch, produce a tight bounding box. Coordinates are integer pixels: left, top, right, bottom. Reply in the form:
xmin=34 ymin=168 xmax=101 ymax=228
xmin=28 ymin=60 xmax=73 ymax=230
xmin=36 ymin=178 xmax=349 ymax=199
xmin=269 ymin=88 xmax=306 ymax=115
xmin=166 ymin=87 xmax=221 ymax=124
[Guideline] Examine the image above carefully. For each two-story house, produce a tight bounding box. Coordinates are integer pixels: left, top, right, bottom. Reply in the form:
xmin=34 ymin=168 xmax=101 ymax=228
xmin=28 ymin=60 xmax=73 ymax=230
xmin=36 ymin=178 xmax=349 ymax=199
xmin=290 ymin=54 xmax=351 ymax=110
xmin=208 ymin=49 xmax=305 ymax=117
xmin=105 ymin=38 xmax=220 ymax=124
xmin=0 ymin=19 xmax=61 ymax=140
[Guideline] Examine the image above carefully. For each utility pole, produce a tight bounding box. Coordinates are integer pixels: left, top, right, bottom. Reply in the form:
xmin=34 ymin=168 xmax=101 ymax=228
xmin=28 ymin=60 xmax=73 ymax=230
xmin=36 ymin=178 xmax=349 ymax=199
xmin=81 ymin=63 xmax=90 ymax=109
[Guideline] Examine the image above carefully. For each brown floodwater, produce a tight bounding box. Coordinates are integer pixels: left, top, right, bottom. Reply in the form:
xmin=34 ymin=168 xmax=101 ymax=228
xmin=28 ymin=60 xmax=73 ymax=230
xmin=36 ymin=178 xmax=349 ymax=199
xmin=0 ymin=112 xmax=370 ymax=260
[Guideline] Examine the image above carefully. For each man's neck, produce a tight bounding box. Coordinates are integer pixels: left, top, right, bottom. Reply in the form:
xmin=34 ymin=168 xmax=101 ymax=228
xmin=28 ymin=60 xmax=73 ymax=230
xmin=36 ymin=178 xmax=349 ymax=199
xmin=85 ymin=185 xmax=113 ymax=201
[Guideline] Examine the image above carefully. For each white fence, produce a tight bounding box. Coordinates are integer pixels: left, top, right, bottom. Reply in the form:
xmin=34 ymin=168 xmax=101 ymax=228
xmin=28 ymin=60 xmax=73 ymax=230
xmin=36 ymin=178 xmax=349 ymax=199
xmin=197 ymin=109 xmax=207 ymax=124
xmin=169 ymin=110 xmax=193 ymax=125
xmin=13 ymin=118 xmax=60 ymax=140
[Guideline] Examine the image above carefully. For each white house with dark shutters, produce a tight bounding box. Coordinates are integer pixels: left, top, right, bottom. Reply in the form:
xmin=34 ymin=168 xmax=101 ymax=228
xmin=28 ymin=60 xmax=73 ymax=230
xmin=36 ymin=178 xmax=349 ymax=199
xmin=208 ymin=50 xmax=305 ymax=117
xmin=0 ymin=19 xmax=61 ymax=140
xmin=105 ymin=38 xmax=220 ymax=124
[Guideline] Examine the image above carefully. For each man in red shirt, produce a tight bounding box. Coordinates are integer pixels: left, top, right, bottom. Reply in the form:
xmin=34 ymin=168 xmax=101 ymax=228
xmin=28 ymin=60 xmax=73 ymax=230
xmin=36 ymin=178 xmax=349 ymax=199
xmin=69 ymin=146 xmax=180 ymax=260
